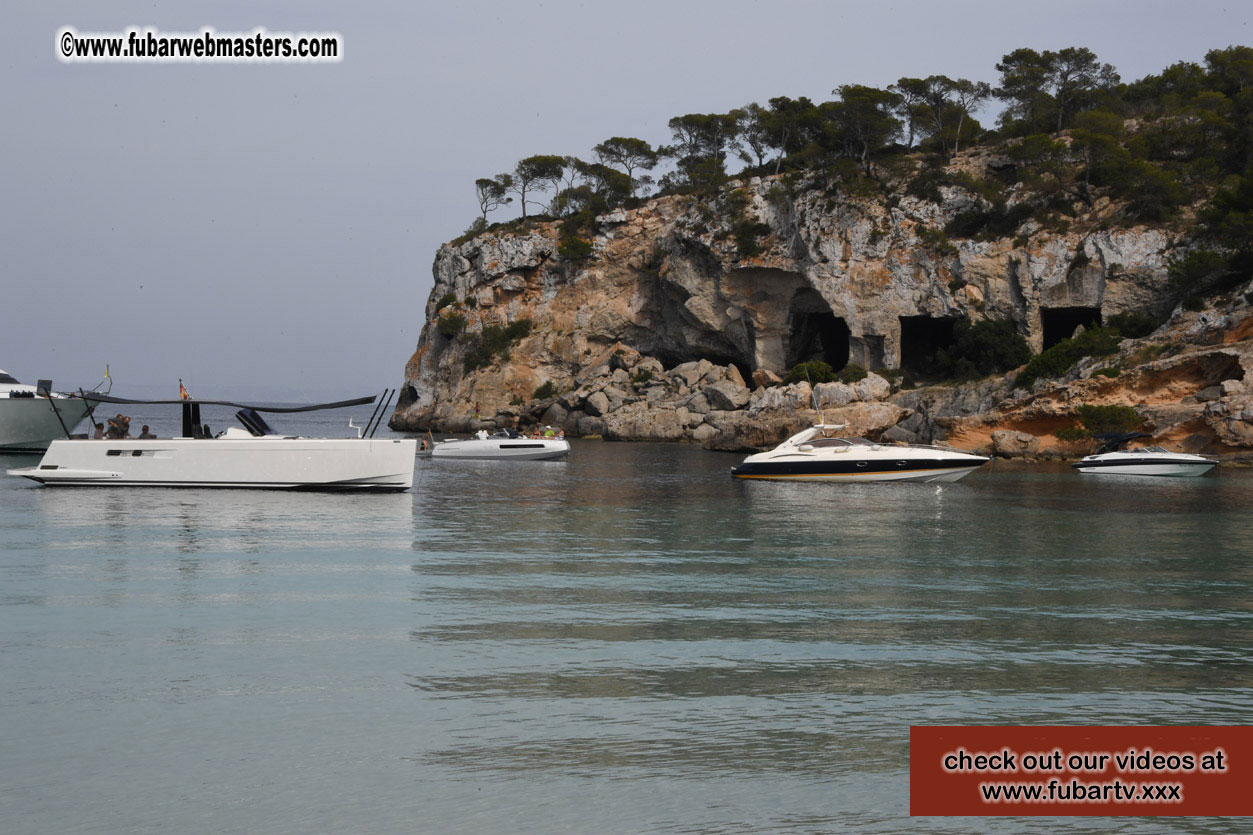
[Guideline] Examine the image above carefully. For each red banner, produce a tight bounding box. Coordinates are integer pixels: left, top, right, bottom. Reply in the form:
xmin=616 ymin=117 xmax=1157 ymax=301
xmin=911 ymin=726 xmax=1252 ymax=816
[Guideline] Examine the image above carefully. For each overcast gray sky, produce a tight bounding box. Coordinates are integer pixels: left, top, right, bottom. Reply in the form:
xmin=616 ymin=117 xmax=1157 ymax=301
xmin=2 ymin=0 xmax=1249 ymax=399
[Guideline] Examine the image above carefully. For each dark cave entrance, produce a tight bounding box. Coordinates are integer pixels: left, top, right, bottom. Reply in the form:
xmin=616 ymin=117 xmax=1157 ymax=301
xmin=650 ymin=343 xmax=753 ymax=386
xmin=1041 ymin=307 xmax=1102 ymax=350
xmin=900 ymin=315 xmax=961 ymax=378
xmin=787 ymin=290 xmax=849 ymax=371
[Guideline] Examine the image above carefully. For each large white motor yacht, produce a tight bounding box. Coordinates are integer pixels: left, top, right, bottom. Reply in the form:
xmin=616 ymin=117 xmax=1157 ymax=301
xmin=428 ymin=427 xmax=570 ymax=460
xmin=0 ymin=369 xmax=93 ymax=451
xmin=731 ymin=424 xmax=989 ymax=482
xmin=8 ymin=394 xmax=416 ymax=491
xmin=1072 ymin=432 xmax=1217 ymax=477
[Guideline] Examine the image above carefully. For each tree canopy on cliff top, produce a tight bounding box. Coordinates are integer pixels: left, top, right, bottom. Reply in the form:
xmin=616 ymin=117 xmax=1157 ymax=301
xmin=466 ymin=45 xmax=1253 ymax=286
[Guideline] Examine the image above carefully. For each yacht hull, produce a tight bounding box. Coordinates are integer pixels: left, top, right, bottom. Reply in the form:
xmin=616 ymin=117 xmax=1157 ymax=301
xmin=731 ymin=459 xmax=987 ymax=482
xmin=1072 ymin=459 xmax=1216 ymax=477
xmin=8 ymin=436 xmax=417 ymax=490
xmin=0 ymin=396 xmax=91 ymax=451
xmin=430 ymin=438 xmax=569 ymax=460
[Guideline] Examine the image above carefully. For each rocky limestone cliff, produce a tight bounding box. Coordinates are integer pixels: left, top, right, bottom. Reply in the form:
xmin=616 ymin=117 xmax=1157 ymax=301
xmin=392 ymin=151 xmax=1253 ymax=458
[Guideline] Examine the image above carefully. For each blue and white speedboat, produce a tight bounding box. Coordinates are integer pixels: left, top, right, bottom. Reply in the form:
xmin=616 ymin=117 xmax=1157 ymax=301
xmin=731 ymin=424 xmax=989 ymax=482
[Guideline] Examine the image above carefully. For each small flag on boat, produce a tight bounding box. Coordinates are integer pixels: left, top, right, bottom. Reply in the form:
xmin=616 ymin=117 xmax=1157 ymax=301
xmin=179 ymin=379 xmax=189 ymax=400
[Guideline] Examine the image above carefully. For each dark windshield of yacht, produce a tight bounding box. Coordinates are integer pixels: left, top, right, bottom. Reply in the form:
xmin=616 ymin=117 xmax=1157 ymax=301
xmin=0 ymin=372 xmax=19 ymax=385
xmin=808 ymin=437 xmax=874 ymax=447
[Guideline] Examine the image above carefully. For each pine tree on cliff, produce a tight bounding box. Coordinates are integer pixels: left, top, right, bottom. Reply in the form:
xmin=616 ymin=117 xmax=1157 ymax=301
xmin=474 ymin=174 xmax=512 ymax=221
xmin=510 ymin=155 xmax=565 ymax=219
xmin=995 ymin=47 xmax=1118 ymax=135
xmin=592 ymin=137 xmax=658 ymax=198
xmin=827 ymin=85 xmax=901 ymax=176
xmin=664 ymin=113 xmax=739 ymax=191
xmin=763 ymin=96 xmax=818 ymax=174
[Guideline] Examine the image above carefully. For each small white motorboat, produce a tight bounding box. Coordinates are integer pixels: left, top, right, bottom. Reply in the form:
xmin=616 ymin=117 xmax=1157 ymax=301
xmin=1072 ymin=432 xmax=1217 ymax=477
xmin=0 ymin=369 xmax=94 ymax=451
xmin=428 ymin=428 xmax=570 ymax=461
xmin=730 ymin=423 xmax=989 ymax=482
xmin=8 ymin=392 xmax=416 ymax=491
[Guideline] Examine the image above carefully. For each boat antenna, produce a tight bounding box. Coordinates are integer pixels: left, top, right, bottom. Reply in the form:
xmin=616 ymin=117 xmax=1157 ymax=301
xmin=78 ymin=387 xmax=101 ymax=433
xmin=368 ymin=389 xmax=395 ymax=438
xmin=804 ymin=367 xmax=825 ymax=425
xmin=362 ymin=390 xmax=387 ymax=439
xmin=38 ymin=380 xmax=74 ymax=439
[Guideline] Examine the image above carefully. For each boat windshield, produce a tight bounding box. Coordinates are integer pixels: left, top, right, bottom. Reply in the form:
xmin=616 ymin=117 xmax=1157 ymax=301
xmin=805 ymin=437 xmax=875 ymax=447
xmin=0 ymin=371 xmax=19 ymax=385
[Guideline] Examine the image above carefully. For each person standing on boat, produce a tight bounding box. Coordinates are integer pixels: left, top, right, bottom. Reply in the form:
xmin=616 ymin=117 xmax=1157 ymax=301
xmin=106 ymin=414 xmax=131 ymax=439
xmin=138 ymin=425 xmax=156 ymax=439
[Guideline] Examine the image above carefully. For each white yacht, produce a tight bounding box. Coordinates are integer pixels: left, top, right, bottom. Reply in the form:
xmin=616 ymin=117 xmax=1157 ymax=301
xmin=8 ymin=394 xmax=417 ymax=491
xmin=0 ymin=369 xmax=94 ymax=451
xmin=428 ymin=427 xmax=570 ymax=461
xmin=730 ymin=424 xmax=989 ymax=482
xmin=1072 ymin=432 xmax=1217 ymax=477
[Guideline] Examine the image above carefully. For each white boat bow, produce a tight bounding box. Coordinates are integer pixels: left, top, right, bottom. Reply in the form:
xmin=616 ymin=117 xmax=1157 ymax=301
xmin=0 ymin=369 xmax=94 ymax=451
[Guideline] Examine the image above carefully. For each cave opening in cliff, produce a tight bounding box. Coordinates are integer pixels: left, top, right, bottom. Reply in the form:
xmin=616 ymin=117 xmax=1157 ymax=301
xmin=1041 ymin=307 xmax=1102 ymax=350
xmin=787 ymin=311 xmax=850 ymax=371
xmin=899 ymin=315 xmax=961 ymax=378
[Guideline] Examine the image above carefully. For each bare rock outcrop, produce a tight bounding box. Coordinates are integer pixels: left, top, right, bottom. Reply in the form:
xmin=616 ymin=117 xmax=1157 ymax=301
xmin=391 ymin=148 xmax=1253 ymax=457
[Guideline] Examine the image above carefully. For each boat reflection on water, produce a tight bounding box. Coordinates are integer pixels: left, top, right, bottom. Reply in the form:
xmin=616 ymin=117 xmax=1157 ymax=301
xmin=27 ymin=486 xmax=416 ymax=555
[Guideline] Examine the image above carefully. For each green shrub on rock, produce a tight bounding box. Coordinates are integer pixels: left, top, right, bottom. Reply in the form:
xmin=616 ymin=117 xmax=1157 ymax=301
xmin=1014 ymin=327 xmax=1123 ymax=389
xmin=1054 ymin=425 xmax=1090 ymax=443
xmin=1054 ymin=404 xmax=1144 ymax=441
xmin=837 ymin=363 xmax=868 ymax=384
xmin=558 ymin=235 xmax=594 ymax=260
xmin=783 ymin=360 xmax=836 ymax=385
xmin=436 ymin=311 xmax=466 ymax=339
xmin=463 ymin=319 xmax=534 ymax=372
xmin=1106 ymin=311 xmax=1158 ymax=339
xmin=1076 ymin=404 xmax=1143 ymax=434
xmin=934 ymin=319 xmax=1031 ymax=380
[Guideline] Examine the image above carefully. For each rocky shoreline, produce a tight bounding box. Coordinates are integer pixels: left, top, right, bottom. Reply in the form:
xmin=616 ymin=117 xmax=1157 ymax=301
xmin=393 ymin=307 xmax=1253 ymax=462
xmin=390 ymin=149 xmax=1253 ymax=460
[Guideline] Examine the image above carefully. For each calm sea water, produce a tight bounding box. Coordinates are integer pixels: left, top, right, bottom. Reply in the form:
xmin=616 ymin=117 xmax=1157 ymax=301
xmin=1 ymin=406 xmax=1251 ymax=833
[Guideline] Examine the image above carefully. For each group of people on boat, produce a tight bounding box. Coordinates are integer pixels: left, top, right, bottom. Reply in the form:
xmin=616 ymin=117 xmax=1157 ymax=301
xmin=92 ymin=414 xmax=155 ymax=440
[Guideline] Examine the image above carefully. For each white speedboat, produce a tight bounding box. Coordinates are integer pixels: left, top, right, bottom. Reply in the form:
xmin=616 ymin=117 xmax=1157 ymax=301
xmin=0 ymin=369 xmax=94 ymax=451
xmin=730 ymin=423 xmax=989 ymax=482
xmin=8 ymin=393 xmax=416 ymax=491
xmin=429 ymin=428 xmax=570 ymax=460
xmin=1072 ymin=432 xmax=1216 ymax=477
